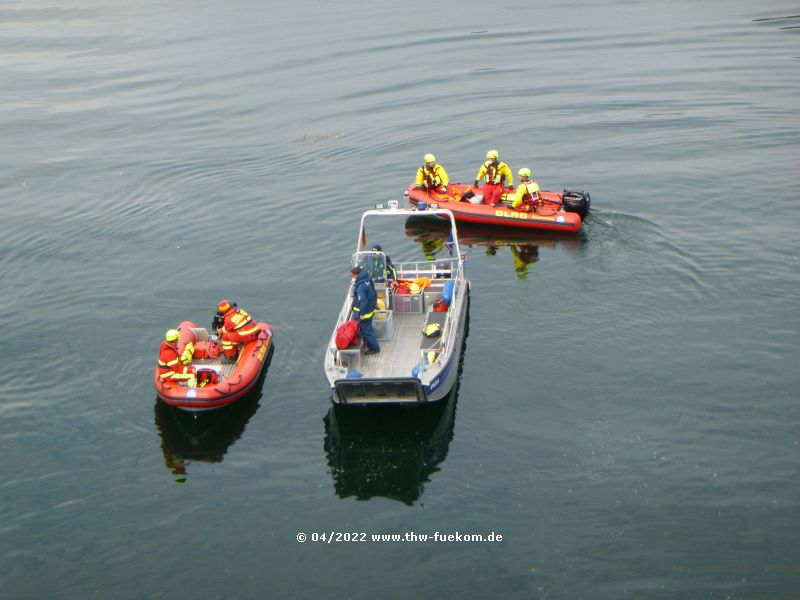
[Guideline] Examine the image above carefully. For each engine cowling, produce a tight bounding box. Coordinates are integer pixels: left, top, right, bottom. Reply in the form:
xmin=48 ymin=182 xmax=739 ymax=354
xmin=562 ymin=189 xmax=591 ymax=220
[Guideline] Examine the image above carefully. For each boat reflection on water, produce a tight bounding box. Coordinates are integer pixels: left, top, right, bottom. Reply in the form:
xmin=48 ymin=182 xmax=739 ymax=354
xmin=324 ymin=319 xmax=468 ymax=505
xmin=324 ymin=388 xmax=459 ymax=505
xmin=154 ymin=346 xmax=274 ymax=483
xmin=406 ymin=218 xmax=584 ymax=279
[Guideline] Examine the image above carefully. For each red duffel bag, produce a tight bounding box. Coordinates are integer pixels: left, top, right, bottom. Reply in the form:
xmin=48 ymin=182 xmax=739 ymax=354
xmin=335 ymin=319 xmax=360 ymax=349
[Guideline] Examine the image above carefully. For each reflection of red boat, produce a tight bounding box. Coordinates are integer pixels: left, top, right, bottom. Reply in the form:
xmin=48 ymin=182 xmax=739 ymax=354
xmin=406 ymin=183 xmax=590 ymax=233
xmin=405 ymin=220 xmax=584 ymax=251
xmin=154 ymin=320 xmax=274 ymax=412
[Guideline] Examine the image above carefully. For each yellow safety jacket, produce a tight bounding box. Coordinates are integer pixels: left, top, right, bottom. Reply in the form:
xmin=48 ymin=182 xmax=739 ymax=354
xmin=475 ymin=161 xmax=513 ymax=186
xmin=180 ymin=341 xmax=194 ymax=365
xmin=157 ymin=342 xmax=195 ymax=383
xmin=221 ymin=308 xmax=257 ymax=335
xmin=509 ymin=179 xmax=540 ymax=209
xmin=415 ymin=164 xmax=449 ymax=189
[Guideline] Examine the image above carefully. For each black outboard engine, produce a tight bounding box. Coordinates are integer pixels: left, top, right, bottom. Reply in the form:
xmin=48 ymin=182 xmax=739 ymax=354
xmin=212 ymin=311 xmax=225 ymax=333
xmin=562 ymin=189 xmax=591 ymax=220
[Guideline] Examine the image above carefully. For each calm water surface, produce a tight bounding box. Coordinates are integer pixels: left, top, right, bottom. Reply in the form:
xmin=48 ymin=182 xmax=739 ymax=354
xmin=1 ymin=1 xmax=798 ymax=598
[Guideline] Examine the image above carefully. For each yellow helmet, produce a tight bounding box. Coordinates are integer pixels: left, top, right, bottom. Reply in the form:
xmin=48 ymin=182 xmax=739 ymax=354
xmin=518 ymin=167 xmax=531 ymax=178
xmin=165 ymin=329 xmax=180 ymax=342
xmin=486 ymin=149 xmax=499 ymax=159
xmin=424 ymin=153 xmax=436 ymax=163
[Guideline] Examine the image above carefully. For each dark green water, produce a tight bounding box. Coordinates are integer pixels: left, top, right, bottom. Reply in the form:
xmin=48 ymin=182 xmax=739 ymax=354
xmin=2 ymin=1 xmax=798 ymax=598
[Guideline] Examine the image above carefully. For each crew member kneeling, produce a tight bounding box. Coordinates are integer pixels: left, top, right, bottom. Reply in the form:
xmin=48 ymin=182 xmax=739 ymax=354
xmin=508 ymin=167 xmax=541 ymax=211
xmin=157 ymin=329 xmax=199 ymax=387
xmin=215 ymin=299 xmax=261 ymax=359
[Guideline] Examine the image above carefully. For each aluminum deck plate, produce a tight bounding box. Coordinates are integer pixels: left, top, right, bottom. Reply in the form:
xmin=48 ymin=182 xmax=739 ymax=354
xmin=355 ymin=313 xmax=427 ymax=378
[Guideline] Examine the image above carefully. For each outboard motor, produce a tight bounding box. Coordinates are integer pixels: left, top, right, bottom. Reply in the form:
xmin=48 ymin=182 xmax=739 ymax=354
xmin=562 ymin=189 xmax=591 ymax=220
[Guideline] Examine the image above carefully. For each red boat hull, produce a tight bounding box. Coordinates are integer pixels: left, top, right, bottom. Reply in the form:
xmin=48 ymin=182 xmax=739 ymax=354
xmin=406 ymin=183 xmax=584 ymax=233
xmin=154 ymin=320 xmax=273 ymax=412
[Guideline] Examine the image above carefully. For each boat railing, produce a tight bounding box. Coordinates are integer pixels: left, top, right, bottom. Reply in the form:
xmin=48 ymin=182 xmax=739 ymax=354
xmin=393 ymin=257 xmax=459 ymax=281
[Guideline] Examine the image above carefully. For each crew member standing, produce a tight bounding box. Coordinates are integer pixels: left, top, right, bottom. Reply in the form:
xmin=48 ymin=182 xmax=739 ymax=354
xmin=473 ymin=149 xmax=513 ymax=206
xmin=370 ymin=244 xmax=398 ymax=281
xmin=215 ymin=299 xmax=261 ymax=359
xmin=350 ymin=266 xmax=380 ymax=355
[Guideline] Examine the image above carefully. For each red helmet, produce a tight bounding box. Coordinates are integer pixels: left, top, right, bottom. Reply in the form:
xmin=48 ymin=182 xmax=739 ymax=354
xmin=218 ymin=299 xmax=231 ymax=312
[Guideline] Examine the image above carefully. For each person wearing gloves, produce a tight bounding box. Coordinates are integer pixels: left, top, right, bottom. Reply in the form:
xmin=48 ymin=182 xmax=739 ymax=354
xmin=414 ymin=153 xmax=449 ymax=194
xmin=472 ymin=149 xmax=513 ymax=206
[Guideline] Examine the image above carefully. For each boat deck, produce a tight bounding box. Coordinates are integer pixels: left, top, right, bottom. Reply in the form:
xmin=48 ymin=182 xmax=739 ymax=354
xmin=341 ymin=313 xmax=427 ymax=378
xmin=190 ymin=357 xmax=238 ymax=381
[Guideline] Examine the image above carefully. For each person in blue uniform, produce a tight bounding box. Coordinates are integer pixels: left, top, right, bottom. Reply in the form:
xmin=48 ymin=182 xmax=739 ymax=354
xmin=370 ymin=244 xmax=398 ymax=281
xmin=350 ymin=266 xmax=380 ymax=355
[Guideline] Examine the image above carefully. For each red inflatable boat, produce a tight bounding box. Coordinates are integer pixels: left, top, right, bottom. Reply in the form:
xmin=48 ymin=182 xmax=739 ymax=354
xmin=406 ymin=183 xmax=590 ymax=233
xmin=154 ymin=320 xmax=274 ymax=412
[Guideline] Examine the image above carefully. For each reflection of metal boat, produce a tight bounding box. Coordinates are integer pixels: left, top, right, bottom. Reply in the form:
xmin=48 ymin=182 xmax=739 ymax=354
xmin=324 ymin=204 xmax=470 ymax=405
xmin=324 ymin=316 xmax=467 ymax=504
xmin=324 ymin=336 xmax=465 ymax=504
xmin=154 ymin=346 xmax=273 ymax=482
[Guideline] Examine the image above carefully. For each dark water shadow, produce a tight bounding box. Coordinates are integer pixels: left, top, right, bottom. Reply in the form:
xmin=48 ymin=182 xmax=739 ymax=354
xmin=154 ymin=345 xmax=275 ymax=483
xmin=323 ymin=317 xmax=469 ymax=505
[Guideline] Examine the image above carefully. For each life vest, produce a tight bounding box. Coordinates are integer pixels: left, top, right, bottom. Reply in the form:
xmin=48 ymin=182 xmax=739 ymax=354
xmin=413 ymin=277 xmax=431 ymax=290
xmin=157 ymin=342 xmax=192 ymax=379
xmin=482 ymin=161 xmax=509 ymax=185
xmin=518 ymin=180 xmax=540 ymax=202
xmin=424 ymin=323 xmax=442 ymax=337
xmin=512 ymin=179 xmax=541 ymax=209
xmin=418 ymin=164 xmax=444 ymax=188
xmin=196 ymin=369 xmax=219 ymax=387
xmin=393 ymin=278 xmax=418 ymax=295
xmin=223 ymin=308 xmax=260 ymax=336
xmin=180 ymin=341 xmax=194 ymax=365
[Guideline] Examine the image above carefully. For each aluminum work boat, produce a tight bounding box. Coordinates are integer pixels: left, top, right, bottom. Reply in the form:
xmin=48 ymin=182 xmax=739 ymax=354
xmin=324 ymin=202 xmax=470 ymax=405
